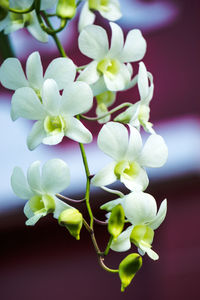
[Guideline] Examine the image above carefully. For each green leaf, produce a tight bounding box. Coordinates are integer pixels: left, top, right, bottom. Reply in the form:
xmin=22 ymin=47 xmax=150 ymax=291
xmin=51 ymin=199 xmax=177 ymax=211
xmin=119 ymin=253 xmax=142 ymax=292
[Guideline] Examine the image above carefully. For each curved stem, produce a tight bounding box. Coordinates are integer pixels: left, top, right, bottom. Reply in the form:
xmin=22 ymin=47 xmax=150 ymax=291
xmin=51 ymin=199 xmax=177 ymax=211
xmin=56 ymin=193 xmax=85 ymax=203
xmin=98 ymin=257 xmax=119 ymax=273
xmin=8 ymin=3 xmax=35 ymax=14
xmin=94 ymin=217 xmax=108 ymax=226
xmin=80 ymin=102 xmax=132 ymax=121
xmin=100 ymin=186 xmax=124 ymax=198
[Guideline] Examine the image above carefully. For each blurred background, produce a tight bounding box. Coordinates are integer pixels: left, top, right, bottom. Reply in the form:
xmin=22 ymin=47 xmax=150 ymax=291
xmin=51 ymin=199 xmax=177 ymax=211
xmin=0 ymin=0 xmax=200 ymax=299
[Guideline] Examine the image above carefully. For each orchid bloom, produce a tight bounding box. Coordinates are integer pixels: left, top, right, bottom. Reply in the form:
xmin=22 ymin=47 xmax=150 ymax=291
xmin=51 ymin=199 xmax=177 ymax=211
xmin=0 ymin=51 xmax=76 ymax=96
xmin=115 ymin=62 xmax=155 ymax=133
xmin=11 ymin=79 xmax=93 ymax=150
xmin=91 ymin=122 xmax=168 ymax=191
xmin=0 ymin=0 xmax=58 ymax=42
xmin=78 ymin=0 xmax=122 ymax=31
xmin=78 ymin=22 xmax=146 ymax=92
xmin=11 ymin=159 xmax=74 ymax=226
xmin=103 ymin=191 xmax=167 ymax=260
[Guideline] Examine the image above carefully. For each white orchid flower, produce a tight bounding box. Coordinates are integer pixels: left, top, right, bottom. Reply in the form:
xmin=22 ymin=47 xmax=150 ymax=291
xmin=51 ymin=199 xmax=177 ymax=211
xmin=109 ymin=191 xmax=167 ymax=260
xmin=0 ymin=0 xmax=57 ymax=42
xmin=91 ymin=122 xmax=168 ymax=191
xmin=11 ymin=79 xmax=93 ymax=150
xmin=115 ymin=62 xmax=155 ymax=133
xmin=78 ymin=22 xmax=146 ymax=92
xmin=0 ymin=51 xmax=76 ymax=96
xmin=78 ymin=0 xmax=122 ymax=32
xmin=11 ymin=159 xmax=74 ymax=226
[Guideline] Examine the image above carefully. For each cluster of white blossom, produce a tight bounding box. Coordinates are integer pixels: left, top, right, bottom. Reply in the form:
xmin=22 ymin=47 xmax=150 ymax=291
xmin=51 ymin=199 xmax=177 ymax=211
xmin=0 ymin=0 xmax=168 ymax=292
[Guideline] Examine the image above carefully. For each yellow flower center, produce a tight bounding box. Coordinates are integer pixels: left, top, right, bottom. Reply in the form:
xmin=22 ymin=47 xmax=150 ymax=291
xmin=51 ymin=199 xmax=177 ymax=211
xmin=44 ymin=115 xmax=66 ymax=135
xmin=114 ymin=160 xmax=140 ymax=180
xmin=130 ymin=224 xmax=154 ymax=248
xmin=29 ymin=194 xmax=55 ymax=215
xmin=97 ymin=58 xmax=120 ymax=79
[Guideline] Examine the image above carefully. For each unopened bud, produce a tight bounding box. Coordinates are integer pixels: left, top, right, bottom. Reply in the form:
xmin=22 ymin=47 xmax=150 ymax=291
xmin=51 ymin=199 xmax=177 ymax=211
xmin=119 ymin=253 xmax=142 ymax=292
xmin=56 ymin=0 xmax=76 ymax=19
xmin=58 ymin=208 xmax=83 ymax=240
xmin=108 ymin=204 xmax=125 ymax=239
xmin=0 ymin=0 xmax=9 ymax=21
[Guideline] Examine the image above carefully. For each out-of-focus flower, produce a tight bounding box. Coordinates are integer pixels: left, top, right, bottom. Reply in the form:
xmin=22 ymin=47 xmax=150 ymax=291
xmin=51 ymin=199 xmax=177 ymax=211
xmin=78 ymin=0 xmax=122 ymax=31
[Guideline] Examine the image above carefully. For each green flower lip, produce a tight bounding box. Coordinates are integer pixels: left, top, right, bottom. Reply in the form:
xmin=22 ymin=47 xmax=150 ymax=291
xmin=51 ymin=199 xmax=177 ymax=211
xmin=44 ymin=115 xmax=66 ymax=135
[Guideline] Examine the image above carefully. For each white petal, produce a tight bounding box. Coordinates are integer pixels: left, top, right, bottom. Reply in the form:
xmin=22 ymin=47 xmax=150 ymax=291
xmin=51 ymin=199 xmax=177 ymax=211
xmin=110 ymin=226 xmax=133 ymax=252
xmin=97 ymin=122 xmax=128 ymax=160
xmin=65 ymin=117 xmax=92 ymax=144
xmin=139 ymin=134 xmax=168 ymax=167
xmin=61 ymin=82 xmax=93 ymax=115
xmin=100 ymin=1 xmax=122 ymax=21
xmin=138 ymin=62 xmax=149 ymax=99
xmin=42 ymin=132 xmax=64 ymax=145
xmin=53 ymin=197 xmax=73 ymax=219
xmin=148 ymin=199 xmax=167 ymax=230
xmin=140 ymin=244 xmax=159 ymax=260
xmin=27 ymin=161 xmax=42 ymax=194
xmin=121 ymin=167 xmax=149 ymax=192
xmin=25 ymin=212 xmax=46 ymax=226
xmin=27 ymin=11 xmax=48 ymax=43
xmin=27 ymin=121 xmax=46 ymax=151
xmin=77 ymin=61 xmax=99 ymax=85
xmin=78 ymin=24 xmax=109 ymax=60
xmin=120 ymin=29 xmax=146 ymax=63
xmin=42 ymin=79 xmax=61 ymax=115
xmin=11 ymin=87 xmax=46 ymax=121
xmin=44 ymin=58 xmax=76 ymax=89
xmin=91 ymin=162 xmax=117 ymax=187
xmin=100 ymin=197 xmax=124 ymax=211
xmin=11 ymin=167 xmax=33 ymax=199
xmin=41 ymin=159 xmax=70 ymax=194
xmin=78 ymin=2 xmax=95 ymax=32
xmin=26 ymin=51 xmax=43 ymax=90
xmin=90 ymin=77 xmax=107 ymax=96
xmin=0 ymin=58 xmax=28 ymax=90
xmin=114 ymin=103 xmax=139 ymax=124
xmin=124 ymin=192 xmax=157 ymax=225
xmin=24 ymin=201 xmax=34 ymax=219
xmin=108 ymin=22 xmax=124 ymax=58
xmin=104 ymin=63 xmax=131 ymax=91
xmin=125 ymin=125 xmax=143 ymax=161
xmin=0 ymin=14 xmax=10 ymax=32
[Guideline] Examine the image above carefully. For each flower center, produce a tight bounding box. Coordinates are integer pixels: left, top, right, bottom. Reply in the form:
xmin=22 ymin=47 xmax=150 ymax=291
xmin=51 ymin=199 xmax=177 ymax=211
xmin=97 ymin=58 xmax=120 ymax=79
xmin=114 ymin=160 xmax=140 ymax=180
xmin=29 ymin=194 xmax=55 ymax=215
xmin=44 ymin=115 xmax=66 ymax=135
xmin=130 ymin=224 xmax=154 ymax=248
xmin=89 ymin=0 xmax=109 ymax=12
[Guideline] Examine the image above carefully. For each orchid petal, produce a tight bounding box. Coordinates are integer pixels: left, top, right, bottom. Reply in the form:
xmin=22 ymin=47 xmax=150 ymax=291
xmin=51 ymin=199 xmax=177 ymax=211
xmin=78 ymin=2 xmax=95 ymax=32
xmin=27 ymin=161 xmax=42 ymax=194
xmin=91 ymin=162 xmax=117 ymax=187
xmin=42 ymin=79 xmax=60 ymax=115
xmin=27 ymin=121 xmax=46 ymax=151
xmin=148 ymin=199 xmax=167 ymax=230
xmin=26 ymin=51 xmax=43 ymax=90
xmin=65 ymin=117 xmax=92 ymax=144
xmin=110 ymin=226 xmax=133 ymax=252
xmin=108 ymin=22 xmax=124 ymax=58
xmin=77 ymin=61 xmax=99 ymax=85
xmin=11 ymin=167 xmax=33 ymax=199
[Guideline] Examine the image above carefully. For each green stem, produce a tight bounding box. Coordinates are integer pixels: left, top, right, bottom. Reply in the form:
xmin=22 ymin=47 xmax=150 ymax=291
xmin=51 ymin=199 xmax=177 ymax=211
xmin=8 ymin=3 xmax=35 ymax=14
xmin=42 ymin=11 xmax=67 ymax=57
xmin=80 ymin=102 xmax=132 ymax=121
xmin=104 ymin=236 xmax=114 ymax=256
xmin=99 ymin=257 xmax=119 ymax=273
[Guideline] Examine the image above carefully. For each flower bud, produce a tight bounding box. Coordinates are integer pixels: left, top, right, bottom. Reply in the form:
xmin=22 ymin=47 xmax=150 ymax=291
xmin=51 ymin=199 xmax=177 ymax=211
xmin=119 ymin=253 xmax=142 ymax=292
xmin=58 ymin=208 xmax=83 ymax=240
xmin=0 ymin=0 xmax=9 ymax=21
xmin=108 ymin=204 xmax=125 ymax=239
xmin=56 ymin=0 xmax=76 ymax=19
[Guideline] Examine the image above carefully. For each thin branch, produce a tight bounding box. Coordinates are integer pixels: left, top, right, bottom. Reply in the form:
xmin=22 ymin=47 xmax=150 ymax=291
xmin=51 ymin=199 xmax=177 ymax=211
xmin=56 ymin=193 xmax=85 ymax=203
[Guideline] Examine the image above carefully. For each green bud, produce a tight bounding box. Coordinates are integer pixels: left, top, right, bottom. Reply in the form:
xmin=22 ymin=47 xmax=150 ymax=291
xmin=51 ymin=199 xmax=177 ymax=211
xmin=108 ymin=204 xmax=125 ymax=239
xmin=119 ymin=253 xmax=142 ymax=292
xmin=56 ymin=0 xmax=76 ymax=19
xmin=0 ymin=0 xmax=9 ymax=21
xmin=58 ymin=208 xmax=83 ymax=240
